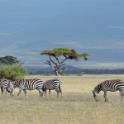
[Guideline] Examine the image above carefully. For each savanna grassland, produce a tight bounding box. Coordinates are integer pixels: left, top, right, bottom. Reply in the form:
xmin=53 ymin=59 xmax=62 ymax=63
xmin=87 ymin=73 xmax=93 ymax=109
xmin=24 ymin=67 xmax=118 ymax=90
xmin=1 ymin=75 xmax=124 ymax=124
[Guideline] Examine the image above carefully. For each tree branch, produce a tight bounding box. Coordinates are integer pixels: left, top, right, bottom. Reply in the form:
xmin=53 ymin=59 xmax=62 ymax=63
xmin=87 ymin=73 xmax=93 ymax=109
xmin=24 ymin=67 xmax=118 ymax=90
xmin=49 ymin=56 xmax=57 ymax=65
xmin=54 ymin=56 xmax=61 ymax=64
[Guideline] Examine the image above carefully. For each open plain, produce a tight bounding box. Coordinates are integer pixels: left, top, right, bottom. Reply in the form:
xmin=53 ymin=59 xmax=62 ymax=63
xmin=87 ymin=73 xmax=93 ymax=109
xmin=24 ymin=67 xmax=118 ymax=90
xmin=0 ymin=74 xmax=124 ymax=124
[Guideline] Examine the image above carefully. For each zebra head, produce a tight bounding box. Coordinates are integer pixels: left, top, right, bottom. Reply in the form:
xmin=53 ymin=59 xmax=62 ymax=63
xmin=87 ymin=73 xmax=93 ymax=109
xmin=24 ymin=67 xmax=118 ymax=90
xmin=6 ymin=81 xmax=14 ymax=93
xmin=92 ymin=88 xmax=98 ymax=101
xmin=92 ymin=84 xmax=101 ymax=101
xmin=12 ymin=80 xmax=20 ymax=88
xmin=92 ymin=90 xmax=98 ymax=101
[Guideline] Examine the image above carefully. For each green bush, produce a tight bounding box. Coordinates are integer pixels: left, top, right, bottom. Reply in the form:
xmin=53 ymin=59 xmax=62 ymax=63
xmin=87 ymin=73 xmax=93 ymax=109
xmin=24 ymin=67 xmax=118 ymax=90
xmin=0 ymin=64 xmax=28 ymax=80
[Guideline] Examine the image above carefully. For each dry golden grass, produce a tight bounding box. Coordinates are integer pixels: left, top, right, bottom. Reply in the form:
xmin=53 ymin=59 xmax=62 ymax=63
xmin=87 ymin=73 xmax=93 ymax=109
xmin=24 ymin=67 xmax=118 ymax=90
xmin=1 ymin=74 xmax=124 ymax=124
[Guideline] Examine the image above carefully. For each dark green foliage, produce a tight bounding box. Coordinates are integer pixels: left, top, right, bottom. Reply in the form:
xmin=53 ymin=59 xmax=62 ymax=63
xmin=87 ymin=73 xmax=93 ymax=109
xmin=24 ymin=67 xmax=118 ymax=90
xmin=0 ymin=56 xmax=19 ymax=65
xmin=0 ymin=64 xmax=28 ymax=80
xmin=41 ymin=48 xmax=88 ymax=60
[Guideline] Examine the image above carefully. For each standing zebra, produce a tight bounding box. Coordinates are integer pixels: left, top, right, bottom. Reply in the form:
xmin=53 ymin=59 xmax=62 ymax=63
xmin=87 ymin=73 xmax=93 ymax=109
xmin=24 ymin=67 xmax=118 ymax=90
xmin=42 ymin=78 xmax=62 ymax=97
xmin=92 ymin=79 xmax=124 ymax=102
xmin=13 ymin=79 xmax=44 ymax=96
xmin=0 ymin=79 xmax=14 ymax=96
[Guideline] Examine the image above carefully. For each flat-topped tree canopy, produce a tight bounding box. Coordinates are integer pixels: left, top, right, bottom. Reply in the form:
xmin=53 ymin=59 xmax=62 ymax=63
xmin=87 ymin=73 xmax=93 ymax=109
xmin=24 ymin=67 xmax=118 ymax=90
xmin=41 ymin=48 xmax=88 ymax=61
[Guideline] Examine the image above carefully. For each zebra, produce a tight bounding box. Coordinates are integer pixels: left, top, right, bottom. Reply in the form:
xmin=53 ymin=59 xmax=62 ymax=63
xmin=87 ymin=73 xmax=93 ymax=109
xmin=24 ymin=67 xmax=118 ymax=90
xmin=42 ymin=78 xmax=62 ymax=97
xmin=0 ymin=79 xmax=14 ymax=96
xmin=13 ymin=79 xmax=44 ymax=96
xmin=92 ymin=79 xmax=124 ymax=102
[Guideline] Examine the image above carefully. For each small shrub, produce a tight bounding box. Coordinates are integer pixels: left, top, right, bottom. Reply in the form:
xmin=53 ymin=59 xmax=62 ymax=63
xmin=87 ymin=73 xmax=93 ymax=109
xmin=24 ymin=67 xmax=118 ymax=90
xmin=0 ymin=64 xmax=28 ymax=80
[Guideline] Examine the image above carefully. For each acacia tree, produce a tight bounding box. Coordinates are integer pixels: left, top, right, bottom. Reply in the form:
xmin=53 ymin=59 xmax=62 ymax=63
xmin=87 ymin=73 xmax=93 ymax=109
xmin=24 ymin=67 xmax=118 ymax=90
xmin=41 ymin=48 xmax=88 ymax=75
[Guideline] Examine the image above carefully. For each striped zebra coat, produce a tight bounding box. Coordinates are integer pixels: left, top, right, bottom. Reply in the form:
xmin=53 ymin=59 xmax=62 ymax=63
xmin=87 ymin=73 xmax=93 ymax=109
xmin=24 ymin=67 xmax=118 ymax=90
xmin=92 ymin=79 xmax=124 ymax=102
xmin=13 ymin=79 xmax=44 ymax=96
xmin=42 ymin=79 xmax=62 ymax=97
xmin=0 ymin=79 xmax=14 ymax=96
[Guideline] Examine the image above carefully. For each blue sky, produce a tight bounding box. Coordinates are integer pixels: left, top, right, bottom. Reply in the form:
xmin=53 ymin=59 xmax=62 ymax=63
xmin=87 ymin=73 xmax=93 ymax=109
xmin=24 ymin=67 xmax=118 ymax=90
xmin=0 ymin=0 xmax=124 ymax=68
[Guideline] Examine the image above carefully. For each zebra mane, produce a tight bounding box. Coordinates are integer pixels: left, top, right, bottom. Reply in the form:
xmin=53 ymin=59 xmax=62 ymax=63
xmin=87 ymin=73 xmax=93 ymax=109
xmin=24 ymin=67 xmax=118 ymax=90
xmin=52 ymin=78 xmax=59 ymax=81
xmin=46 ymin=78 xmax=59 ymax=82
xmin=94 ymin=83 xmax=102 ymax=93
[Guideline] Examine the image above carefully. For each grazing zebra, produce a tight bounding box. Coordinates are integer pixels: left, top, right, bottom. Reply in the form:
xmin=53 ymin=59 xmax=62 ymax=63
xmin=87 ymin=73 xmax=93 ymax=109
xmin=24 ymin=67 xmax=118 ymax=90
xmin=92 ymin=79 xmax=124 ymax=102
xmin=42 ymin=78 xmax=62 ymax=97
xmin=13 ymin=79 xmax=44 ymax=96
xmin=0 ymin=79 xmax=14 ymax=96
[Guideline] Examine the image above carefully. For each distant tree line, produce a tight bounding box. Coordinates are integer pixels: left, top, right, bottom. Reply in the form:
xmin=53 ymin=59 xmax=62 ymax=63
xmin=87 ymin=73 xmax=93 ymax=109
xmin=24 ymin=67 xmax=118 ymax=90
xmin=0 ymin=47 xmax=89 ymax=78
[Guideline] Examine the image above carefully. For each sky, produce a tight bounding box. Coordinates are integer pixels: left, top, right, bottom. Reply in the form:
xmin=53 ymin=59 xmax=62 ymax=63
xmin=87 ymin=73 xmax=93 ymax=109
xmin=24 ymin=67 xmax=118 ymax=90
xmin=0 ymin=0 xmax=124 ymax=68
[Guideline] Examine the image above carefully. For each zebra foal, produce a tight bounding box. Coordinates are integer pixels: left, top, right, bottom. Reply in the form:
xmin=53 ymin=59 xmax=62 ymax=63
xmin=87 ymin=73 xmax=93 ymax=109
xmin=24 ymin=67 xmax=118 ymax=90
xmin=42 ymin=78 xmax=62 ymax=97
xmin=13 ymin=79 xmax=44 ymax=96
xmin=92 ymin=79 xmax=124 ymax=102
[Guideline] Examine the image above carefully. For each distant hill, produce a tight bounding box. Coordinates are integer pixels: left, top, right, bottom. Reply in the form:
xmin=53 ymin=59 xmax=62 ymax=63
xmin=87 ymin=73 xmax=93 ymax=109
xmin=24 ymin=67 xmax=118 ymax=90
xmin=24 ymin=65 xmax=124 ymax=75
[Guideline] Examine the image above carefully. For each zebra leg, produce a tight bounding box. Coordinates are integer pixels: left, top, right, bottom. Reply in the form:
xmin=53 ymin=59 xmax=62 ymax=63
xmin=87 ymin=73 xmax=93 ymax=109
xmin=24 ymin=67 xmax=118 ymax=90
xmin=56 ymin=87 xmax=62 ymax=98
xmin=103 ymin=91 xmax=108 ymax=102
xmin=57 ymin=91 xmax=59 ymax=98
xmin=43 ymin=90 xmax=47 ymax=97
xmin=55 ymin=89 xmax=59 ymax=98
xmin=8 ymin=88 xmax=14 ymax=96
xmin=2 ymin=87 xmax=7 ymax=95
xmin=119 ymin=89 xmax=124 ymax=103
xmin=38 ymin=89 xmax=43 ymax=97
xmin=23 ymin=89 xmax=27 ymax=96
xmin=59 ymin=86 xmax=62 ymax=97
xmin=17 ymin=89 xmax=22 ymax=96
xmin=120 ymin=94 xmax=123 ymax=103
xmin=10 ymin=90 xmax=14 ymax=96
xmin=6 ymin=87 xmax=14 ymax=96
xmin=1 ymin=87 xmax=4 ymax=94
xmin=49 ymin=89 xmax=51 ymax=96
xmin=42 ymin=86 xmax=47 ymax=97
